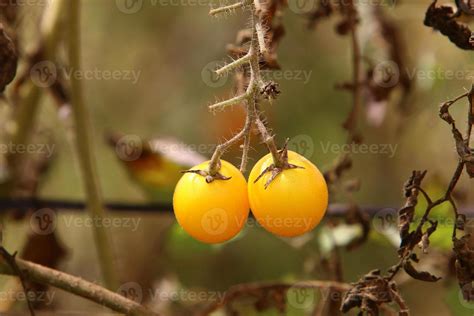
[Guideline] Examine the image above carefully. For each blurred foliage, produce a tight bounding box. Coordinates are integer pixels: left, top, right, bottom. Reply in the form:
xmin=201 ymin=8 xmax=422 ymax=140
xmin=1 ymin=0 xmax=473 ymax=315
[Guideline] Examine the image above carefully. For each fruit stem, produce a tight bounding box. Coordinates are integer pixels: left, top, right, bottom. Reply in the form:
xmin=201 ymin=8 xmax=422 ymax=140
xmin=206 ymin=0 xmax=283 ymax=177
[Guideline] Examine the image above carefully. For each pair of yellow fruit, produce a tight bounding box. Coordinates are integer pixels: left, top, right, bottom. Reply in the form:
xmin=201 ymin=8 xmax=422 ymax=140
xmin=173 ymin=151 xmax=329 ymax=244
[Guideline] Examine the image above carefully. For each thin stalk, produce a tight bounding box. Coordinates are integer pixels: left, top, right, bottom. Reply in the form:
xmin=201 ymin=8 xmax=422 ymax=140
xmin=0 ymin=257 xmax=157 ymax=316
xmin=207 ymin=1 xmax=282 ymax=176
xmin=67 ymin=1 xmax=118 ymax=290
xmin=7 ymin=0 xmax=67 ymax=176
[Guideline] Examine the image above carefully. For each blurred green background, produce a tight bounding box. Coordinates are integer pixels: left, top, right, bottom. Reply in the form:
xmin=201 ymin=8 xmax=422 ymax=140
xmin=1 ymin=0 xmax=474 ymax=315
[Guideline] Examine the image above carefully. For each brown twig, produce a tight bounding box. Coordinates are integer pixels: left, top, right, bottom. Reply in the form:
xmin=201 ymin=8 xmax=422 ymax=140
xmin=198 ymin=280 xmax=351 ymax=316
xmin=0 ymin=247 xmax=36 ymax=316
xmin=0 ymin=255 xmax=158 ymax=316
xmin=344 ymin=87 xmax=473 ymax=314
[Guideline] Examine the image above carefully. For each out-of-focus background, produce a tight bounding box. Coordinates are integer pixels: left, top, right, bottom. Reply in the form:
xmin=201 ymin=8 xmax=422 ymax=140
xmin=1 ymin=0 xmax=474 ymax=315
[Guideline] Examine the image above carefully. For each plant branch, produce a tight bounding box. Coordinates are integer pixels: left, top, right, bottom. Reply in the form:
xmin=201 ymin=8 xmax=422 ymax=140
xmin=206 ymin=0 xmax=281 ymax=177
xmin=209 ymin=93 xmax=249 ymax=111
xmin=0 ymin=248 xmax=36 ymax=316
xmin=209 ymin=1 xmax=247 ymax=16
xmin=0 ymin=255 xmax=158 ymax=316
xmin=67 ymin=0 xmax=118 ymax=289
xmin=198 ymin=280 xmax=351 ymax=316
xmin=215 ymin=53 xmax=251 ymax=76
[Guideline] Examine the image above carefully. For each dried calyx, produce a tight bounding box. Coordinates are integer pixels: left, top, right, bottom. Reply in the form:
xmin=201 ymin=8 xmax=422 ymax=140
xmin=253 ymin=140 xmax=304 ymax=189
xmin=182 ymin=160 xmax=232 ymax=184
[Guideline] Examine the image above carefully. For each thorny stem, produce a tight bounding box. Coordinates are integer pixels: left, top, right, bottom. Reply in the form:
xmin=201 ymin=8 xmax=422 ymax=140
xmin=68 ymin=1 xmax=118 ymax=290
xmin=209 ymin=1 xmax=247 ymax=16
xmin=215 ymin=53 xmax=251 ymax=77
xmin=254 ymin=113 xmax=281 ymax=167
xmin=206 ymin=1 xmax=282 ymax=177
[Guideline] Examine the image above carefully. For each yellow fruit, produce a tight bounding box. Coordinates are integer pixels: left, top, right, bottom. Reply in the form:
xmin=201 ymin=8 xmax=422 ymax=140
xmin=173 ymin=160 xmax=249 ymax=243
xmin=248 ymin=151 xmax=328 ymax=237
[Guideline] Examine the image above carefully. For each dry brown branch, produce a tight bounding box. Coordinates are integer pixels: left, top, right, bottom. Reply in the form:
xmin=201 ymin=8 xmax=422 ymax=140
xmin=0 ymin=255 xmax=158 ymax=316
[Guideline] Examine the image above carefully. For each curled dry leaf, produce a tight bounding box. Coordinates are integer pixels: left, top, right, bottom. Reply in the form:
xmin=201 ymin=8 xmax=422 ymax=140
xmin=341 ymin=269 xmax=404 ymax=315
xmin=403 ymin=260 xmax=441 ymax=282
xmin=439 ymin=86 xmax=474 ymax=178
xmin=0 ymin=23 xmax=17 ymax=92
xmin=453 ymin=234 xmax=474 ymax=301
xmin=424 ymin=0 xmax=474 ymax=50
xmin=418 ymin=220 xmax=438 ymax=254
xmin=397 ymin=170 xmax=426 ymax=257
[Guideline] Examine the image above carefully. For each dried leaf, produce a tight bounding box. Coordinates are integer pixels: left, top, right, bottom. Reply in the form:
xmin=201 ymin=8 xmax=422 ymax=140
xmin=341 ymin=270 xmax=401 ymax=315
xmin=424 ymin=1 xmax=474 ymax=50
xmin=419 ymin=220 xmax=438 ymax=253
xmin=403 ymin=260 xmax=441 ymax=282
xmin=0 ymin=23 xmax=17 ymax=92
xmin=453 ymin=235 xmax=474 ymax=300
xmin=397 ymin=171 xmax=427 ymax=256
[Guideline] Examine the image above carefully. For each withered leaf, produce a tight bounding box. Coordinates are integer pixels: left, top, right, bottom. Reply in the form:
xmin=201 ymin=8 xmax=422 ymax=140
xmin=419 ymin=220 xmax=438 ymax=254
xmin=341 ymin=270 xmax=394 ymax=315
xmin=466 ymin=161 xmax=474 ymax=178
xmin=398 ymin=171 xmax=427 ymax=256
xmin=424 ymin=0 xmax=474 ymax=50
xmin=0 ymin=23 xmax=17 ymax=92
xmin=453 ymin=235 xmax=474 ymax=300
xmin=403 ymin=260 xmax=441 ymax=282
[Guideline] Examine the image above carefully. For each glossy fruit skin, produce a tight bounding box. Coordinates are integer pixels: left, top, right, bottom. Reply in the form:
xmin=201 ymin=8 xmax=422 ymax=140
xmin=248 ymin=151 xmax=328 ymax=237
xmin=173 ymin=160 xmax=249 ymax=244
